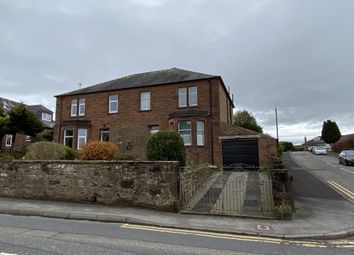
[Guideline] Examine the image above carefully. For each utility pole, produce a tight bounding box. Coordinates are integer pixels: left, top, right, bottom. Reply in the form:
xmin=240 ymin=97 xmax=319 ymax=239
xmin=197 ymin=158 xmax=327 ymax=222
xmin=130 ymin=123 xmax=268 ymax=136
xmin=275 ymin=107 xmax=279 ymax=144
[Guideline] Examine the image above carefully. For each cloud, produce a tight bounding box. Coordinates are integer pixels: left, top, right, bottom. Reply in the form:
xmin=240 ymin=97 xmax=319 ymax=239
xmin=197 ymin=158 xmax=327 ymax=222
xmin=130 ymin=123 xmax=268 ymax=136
xmin=0 ymin=0 xmax=353 ymax=143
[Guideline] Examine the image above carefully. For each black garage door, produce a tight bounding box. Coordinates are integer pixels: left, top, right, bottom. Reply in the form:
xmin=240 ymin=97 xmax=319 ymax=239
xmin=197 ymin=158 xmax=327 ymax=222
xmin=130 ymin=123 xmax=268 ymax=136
xmin=222 ymin=139 xmax=259 ymax=168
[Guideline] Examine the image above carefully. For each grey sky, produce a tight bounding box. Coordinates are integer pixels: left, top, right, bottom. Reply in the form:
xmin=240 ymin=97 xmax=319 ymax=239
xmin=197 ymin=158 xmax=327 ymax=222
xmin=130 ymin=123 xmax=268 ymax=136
xmin=1 ymin=0 xmax=353 ymax=144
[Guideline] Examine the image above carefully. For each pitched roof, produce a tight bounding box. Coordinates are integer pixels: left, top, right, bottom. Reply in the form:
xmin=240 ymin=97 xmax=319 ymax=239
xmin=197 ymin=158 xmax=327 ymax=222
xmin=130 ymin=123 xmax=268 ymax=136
xmin=28 ymin=104 xmax=53 ymax=114
xmin=303 ymin=137 xmax=327 ymax=146
xmin=335 ymin=134 xmax=354 ymax=144
xmin=57 ymin=68 xmax=219 ymax=97
xmin=0 ymin=97 xmax=20 ymax=112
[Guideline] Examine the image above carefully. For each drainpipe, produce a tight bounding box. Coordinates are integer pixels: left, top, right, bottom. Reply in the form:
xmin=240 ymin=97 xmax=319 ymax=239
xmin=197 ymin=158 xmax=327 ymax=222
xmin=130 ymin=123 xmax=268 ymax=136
xmin=209 ymin=79 xmax=214 ymax=165
xmin=57 ymin=96 xmax=62 ymax=144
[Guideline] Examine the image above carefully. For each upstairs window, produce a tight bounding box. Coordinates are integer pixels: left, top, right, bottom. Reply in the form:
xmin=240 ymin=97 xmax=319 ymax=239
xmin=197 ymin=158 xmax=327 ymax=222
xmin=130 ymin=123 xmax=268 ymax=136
xmin=100 ymin=128 xmax=110 ymax=141
xmin=71 ymin=99 xmax=78 ymax=116
xmin=77 ymin=128 xmax=87 ymax=149
xmin=78 ymin=98 xmax=85 ymax=116
xmin=196 ymin=121 xmax=205 ymax=146
xmin=109 ymin=95 xmax=118 ymax=113
xmin=42 ymin=112 xmax=52 ymax=121
xmin=178 ymin=86 xmax=198 ymax=107
xmin=178 ymin=121 xmax=191 ymax=146
xmin=5 ymin=134 xmax=13 ymax=147
xmin=178 ymin=88 xmax=187 ymax=107
xmin=188 ymin=86 xmax=198 ymax=106
xmin=140 ymin=92 xmax=151 ymax=111
xmin=64 ymin=129 xmax=73 ymax=147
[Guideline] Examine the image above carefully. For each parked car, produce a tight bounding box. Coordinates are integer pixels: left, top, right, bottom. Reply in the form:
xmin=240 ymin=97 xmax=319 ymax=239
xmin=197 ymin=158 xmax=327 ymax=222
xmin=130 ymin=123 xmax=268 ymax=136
xmin=312 ymin=146 xmax=328 ymax=155
xmin=338 ymin=150 xmax=354 ymax=166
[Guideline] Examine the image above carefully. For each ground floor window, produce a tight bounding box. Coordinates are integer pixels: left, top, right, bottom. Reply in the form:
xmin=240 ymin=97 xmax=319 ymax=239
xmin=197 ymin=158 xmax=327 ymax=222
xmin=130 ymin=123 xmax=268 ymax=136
xmin=149 ymin=125 xmax=159 ymax=134
xmin=100 ymin=128 xmax=110 ymax=141
xmin=5 ymin=134 xmax=13 ymax=147
xmin=196 ymin=121 xmax=205 ymax=146
xmin=178 ymin=121 xmax=191 ymax=146
xmin=64 ymin=129 xmax=73 ymax=147
xmin=77 ymin=129 xmax=87 ymax=149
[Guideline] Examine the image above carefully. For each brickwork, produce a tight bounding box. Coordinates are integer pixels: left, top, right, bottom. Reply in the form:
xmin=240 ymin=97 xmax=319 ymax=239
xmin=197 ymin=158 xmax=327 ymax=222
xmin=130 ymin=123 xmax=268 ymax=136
xmin=55 ymin=77 xmax=234 ymax=165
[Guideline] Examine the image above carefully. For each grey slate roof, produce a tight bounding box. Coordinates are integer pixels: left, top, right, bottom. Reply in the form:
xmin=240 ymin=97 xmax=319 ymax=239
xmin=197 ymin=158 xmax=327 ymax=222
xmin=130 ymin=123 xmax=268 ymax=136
xmin=57 ymin=68 xmax=220 ymax=97
xmin=0 ymin=97 xmax=20 ymax=112
xmin=28 ymin=104 xmax=53 ymax=114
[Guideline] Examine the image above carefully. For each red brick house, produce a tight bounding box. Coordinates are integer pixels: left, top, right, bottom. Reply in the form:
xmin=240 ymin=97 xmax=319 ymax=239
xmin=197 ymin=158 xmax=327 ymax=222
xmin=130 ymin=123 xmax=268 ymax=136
xmin=0 ymin=97 xmax=54 ymax=150
xmin=54 ymin=68 xmax=276 ymax=166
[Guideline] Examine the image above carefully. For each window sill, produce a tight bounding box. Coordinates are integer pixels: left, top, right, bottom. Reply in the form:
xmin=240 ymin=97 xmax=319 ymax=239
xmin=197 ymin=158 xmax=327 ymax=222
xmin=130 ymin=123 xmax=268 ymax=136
xmin=139 ymin=109 xmax=151 ymax=112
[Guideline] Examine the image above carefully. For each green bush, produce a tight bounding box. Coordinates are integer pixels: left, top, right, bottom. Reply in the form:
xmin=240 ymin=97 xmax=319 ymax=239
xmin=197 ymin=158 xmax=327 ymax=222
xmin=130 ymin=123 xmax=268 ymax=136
xmin=78 ymin=141 xmax=118 ymax=160
xmin=278 ymin=141 xmax=295 ymax=152
xmin=63 ymin=146 xmax=76 ymax=160
xmin=0 ymin=149 xmax=25 ymax=160
xmin=25 ymin=142 xmax=76 ymax=160
xmin=146 ymin=131 xmax=186 ymax=166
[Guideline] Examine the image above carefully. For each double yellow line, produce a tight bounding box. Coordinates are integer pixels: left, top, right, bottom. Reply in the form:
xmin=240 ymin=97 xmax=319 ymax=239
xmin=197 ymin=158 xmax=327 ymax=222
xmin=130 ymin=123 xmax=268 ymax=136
xmin=121 ymin=224 xmax=339 ymax=249
xmin=327 ymin=181 xmax=354 ymax=201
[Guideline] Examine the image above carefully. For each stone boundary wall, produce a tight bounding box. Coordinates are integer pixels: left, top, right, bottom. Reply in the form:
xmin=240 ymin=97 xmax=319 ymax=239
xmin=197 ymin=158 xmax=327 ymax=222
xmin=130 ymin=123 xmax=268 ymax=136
xmin=0 ymin=160 xmax=180 ymax=211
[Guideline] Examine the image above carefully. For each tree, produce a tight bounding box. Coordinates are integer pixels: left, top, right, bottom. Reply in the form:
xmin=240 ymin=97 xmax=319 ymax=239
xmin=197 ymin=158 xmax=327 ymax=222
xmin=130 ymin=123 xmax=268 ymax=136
xmin=0 ymin=107 xmax=9 ymax=144
xmin=7 ymin=104 xmax=44 ymax=147
xmin=321 ymin=120 xmax=341 ymax=145
xmin=278 ymin=141 xmax=295 ymax=152
xmin=233 ymin=110 xmax=263 ymax=133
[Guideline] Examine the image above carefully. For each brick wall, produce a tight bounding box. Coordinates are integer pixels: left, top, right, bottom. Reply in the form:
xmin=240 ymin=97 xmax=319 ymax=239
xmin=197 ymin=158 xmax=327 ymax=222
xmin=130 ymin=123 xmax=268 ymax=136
xmin=54 ymin=78 xmax=233 ymax=165
xmin=0 ymin=160 xmax=180 ymax=211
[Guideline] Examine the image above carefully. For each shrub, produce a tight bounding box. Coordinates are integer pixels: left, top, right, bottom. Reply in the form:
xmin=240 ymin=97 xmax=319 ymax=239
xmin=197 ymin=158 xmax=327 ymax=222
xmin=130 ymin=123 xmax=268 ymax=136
xmin=79 ymin=141 xmax=118 ymax=160
xmin=25 ymin=142 xmax=75 ymax=160
xmin=146 ymin=131 xmax=186 ymax=166
xmin=63 ymin=146 xmax=76 ymax=160
xmin=0 ymin=149 xmax=25 ymax=160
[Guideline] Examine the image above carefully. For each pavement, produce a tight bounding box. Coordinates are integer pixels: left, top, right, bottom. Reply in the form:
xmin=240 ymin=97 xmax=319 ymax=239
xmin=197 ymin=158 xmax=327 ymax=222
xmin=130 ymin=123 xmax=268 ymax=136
xmin=1 ymin=152 xmax=354 ymax=240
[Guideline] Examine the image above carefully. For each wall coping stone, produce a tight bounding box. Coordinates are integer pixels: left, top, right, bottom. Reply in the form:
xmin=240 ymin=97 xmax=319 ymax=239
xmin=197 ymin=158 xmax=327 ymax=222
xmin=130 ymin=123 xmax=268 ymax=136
xmin=6 ymin=160 xmax=179 ymax=165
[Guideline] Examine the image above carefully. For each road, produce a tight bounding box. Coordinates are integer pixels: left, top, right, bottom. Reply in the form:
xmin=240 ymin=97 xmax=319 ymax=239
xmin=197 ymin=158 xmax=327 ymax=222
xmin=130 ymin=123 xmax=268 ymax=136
xmin=290 ymin=151 xmax=354 ymax=203
xmin=0 ymin=214 xmax=354 ymax=255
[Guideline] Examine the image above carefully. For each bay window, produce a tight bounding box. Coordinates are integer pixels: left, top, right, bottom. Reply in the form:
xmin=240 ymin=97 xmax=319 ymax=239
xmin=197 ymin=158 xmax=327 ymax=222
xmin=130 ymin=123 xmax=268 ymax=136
xmin=178 ymin=121 xmax=191 ymax=146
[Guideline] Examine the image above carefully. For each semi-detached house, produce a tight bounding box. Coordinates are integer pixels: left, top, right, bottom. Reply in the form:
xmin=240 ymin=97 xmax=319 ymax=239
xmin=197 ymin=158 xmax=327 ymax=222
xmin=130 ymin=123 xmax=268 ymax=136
xmin=54 ymin=68 xmax=276 ymax=167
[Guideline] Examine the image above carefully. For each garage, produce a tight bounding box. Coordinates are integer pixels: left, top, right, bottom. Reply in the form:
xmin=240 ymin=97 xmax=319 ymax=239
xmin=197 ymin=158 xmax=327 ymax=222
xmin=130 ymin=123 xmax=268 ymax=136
xmin=221 ymin=138 xmax=259 ymax=168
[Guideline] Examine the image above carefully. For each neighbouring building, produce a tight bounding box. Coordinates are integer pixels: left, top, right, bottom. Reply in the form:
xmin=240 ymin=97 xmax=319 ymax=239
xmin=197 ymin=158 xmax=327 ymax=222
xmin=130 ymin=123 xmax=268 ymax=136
xmin=332 ymin=134 xmax=354 ymax=153
xmin=302 ymin=136 xmax=331 ymax=151
xmin=0 ymin=97 xmax=55 ymax=150
xmin=54 ymin=68 xmax=277 ymax=167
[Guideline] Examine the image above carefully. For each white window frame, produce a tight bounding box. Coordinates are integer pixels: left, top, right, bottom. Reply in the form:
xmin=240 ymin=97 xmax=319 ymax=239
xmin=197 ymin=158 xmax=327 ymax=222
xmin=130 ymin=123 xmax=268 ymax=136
xmin=196 ymin=121 xmax=205 ymax=146
xmin=78 ymin=98 xmax=85 ymax=116
xmin=42 ymin=112 xmax=52 ymax=121
xmin=77 ymin=129 xmax=87 ymax=149
xmin=100 ymin=129 xmax=110 ymax=141
xmin=140 ymin=92 xmax=151 ymax=111
xmin=188 ymin=86 xmax=198 ymax=106
xmin=149 ymin=125 xmax=160 ymax=134
xmin=5 ymin=134 xmax=13 ymax=147
xmin=108 ymin=95 xmax=119 ymax=113
xmin=71 ymin=99 xmax=78 ymax=117
xmin=178 ymin=87 xmax=187 ymax=107
xmin=63 ymin=129 xmax=74 ymax=147
xmin=178 ymin=121 xmax=192 ymax=146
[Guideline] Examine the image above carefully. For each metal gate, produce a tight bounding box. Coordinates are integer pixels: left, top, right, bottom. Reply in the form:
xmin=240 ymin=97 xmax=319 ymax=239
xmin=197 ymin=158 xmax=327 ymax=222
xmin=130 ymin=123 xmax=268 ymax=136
xmin=180 ymin=164 xmax=274 ymax=218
